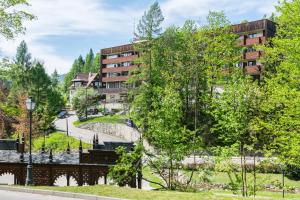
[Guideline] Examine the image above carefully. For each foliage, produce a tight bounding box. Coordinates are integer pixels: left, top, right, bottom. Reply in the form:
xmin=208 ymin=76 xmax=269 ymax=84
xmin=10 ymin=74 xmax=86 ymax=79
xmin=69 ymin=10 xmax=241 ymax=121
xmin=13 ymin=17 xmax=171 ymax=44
xmin=33 ymin=132 xmax=91 ymax=152
xmin=131 ymin=10 xmax=239 ymax=191
xmin=1 ymin=41 xmax=65 ymax=137
xmin=257 ymin=0 xmax=300 ymax=167
xmin=135 ymin=1 xmax=164 ymax=40
xmin=108 ymin=144 xmax=142 ymax=187
xmin=71 ymin=87 xmax=99 ymax=119
xmin=0 ymin=0 xmax=35 ymax=39
xmin=63 ymin=49 xmax=100 ymax=92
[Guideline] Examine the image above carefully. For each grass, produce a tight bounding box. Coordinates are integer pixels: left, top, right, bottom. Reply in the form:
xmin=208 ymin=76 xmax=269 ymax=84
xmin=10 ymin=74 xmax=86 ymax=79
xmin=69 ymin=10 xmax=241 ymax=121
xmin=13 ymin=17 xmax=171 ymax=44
xmin=73 ymin=115 xmax=126 ymax=126
xmin=182 ymin=171 xmax=300 ymax=189
xmin=142 ymin=166 xmax=165 ymax=189
xmin=33 ymin=132 xmax=91 ymax=152
xmin=28 ymin=185 xmax=300 ymax=200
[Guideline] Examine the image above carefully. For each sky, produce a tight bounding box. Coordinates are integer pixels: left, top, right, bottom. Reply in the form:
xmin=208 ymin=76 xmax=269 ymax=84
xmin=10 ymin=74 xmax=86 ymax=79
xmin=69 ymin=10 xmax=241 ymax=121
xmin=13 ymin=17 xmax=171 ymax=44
xmin=0 ymin=0 xmax=278 ymax=75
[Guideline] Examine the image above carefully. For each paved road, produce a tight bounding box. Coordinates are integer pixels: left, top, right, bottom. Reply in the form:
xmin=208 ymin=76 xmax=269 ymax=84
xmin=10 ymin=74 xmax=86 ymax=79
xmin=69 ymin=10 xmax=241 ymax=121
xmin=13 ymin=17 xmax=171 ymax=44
xmin=0 ymin=190 xmax=84 ymax=200
xmin=54 ymin=113 xmax=126 ymax=144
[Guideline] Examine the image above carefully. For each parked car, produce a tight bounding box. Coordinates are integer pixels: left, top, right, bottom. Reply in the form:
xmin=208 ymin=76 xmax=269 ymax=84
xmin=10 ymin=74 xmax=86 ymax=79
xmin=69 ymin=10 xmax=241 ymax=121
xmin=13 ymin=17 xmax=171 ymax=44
xmin=57 ymin=111 xmax=67 ymax=119
xmin=125 ymin=119 xmax=137 ymax=128
xmin=87 ymin=108 xmax=98 ymax=115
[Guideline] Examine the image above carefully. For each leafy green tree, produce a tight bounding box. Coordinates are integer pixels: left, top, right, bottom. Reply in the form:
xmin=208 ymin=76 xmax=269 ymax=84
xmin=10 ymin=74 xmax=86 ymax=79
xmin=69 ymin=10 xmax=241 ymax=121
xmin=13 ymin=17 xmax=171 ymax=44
xmin=109 ymin=144 xmax=142 ymax=187
xmin=71 ymin=88 xmax=99 ymax=120
xmin=258 ymin=0 xmax=300 ymax=167
xmin=0 ymin=0 xmax=35 ymax=39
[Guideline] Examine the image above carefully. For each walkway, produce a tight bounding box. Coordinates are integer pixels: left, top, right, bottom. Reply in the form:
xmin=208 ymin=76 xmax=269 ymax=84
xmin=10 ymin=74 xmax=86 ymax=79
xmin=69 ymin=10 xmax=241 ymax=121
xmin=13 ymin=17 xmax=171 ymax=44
xmin=54 ymin=112 xmax=126 ymax=144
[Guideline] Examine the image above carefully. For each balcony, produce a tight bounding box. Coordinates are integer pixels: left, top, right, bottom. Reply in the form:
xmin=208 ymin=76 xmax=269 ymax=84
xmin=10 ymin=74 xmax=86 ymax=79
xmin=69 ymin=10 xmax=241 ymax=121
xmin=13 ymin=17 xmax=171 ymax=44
xmin=244 ymin=51 xmax=261 ymax=60
xmin=102 ymin=55 xmax=138 ymax=65
xmin=97 ymin=88 xmax=128 ymax=94
xmin=102 ymin=65 xmax=137 ymax=73
xmin=102 ymin=76 xmax=129 ymax=82
xmin=246 ymin=37 xmax=266 ymax=46
xmin=245 ymin=65 xmax=262 ymax=75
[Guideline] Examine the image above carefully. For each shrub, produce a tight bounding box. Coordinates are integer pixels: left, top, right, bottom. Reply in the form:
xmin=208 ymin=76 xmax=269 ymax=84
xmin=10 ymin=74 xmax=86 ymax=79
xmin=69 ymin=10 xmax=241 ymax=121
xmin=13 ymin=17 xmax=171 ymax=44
xmin=33 ymin=132 xmax=91 ymax=152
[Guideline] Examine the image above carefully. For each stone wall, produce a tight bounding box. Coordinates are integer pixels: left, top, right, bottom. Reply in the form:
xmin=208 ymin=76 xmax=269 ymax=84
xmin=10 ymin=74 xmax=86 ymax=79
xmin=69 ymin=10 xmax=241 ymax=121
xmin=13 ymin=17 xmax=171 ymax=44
xmin=78 ymin=122 xmax=153 ymax=152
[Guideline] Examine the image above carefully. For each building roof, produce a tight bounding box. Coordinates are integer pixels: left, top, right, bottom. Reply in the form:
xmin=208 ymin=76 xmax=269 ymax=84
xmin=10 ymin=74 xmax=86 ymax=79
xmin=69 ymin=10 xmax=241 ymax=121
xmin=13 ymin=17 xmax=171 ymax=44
xmin=101 ymin=43 xmax=134 ymax=55
xmin=72 ymin=73 xmax=100 ymax=85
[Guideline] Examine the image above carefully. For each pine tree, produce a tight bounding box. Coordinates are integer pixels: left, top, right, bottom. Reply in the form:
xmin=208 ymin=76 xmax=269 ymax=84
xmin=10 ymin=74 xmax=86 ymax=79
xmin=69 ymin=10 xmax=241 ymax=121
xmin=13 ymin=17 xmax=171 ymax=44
xmin=135 ymin=1 xmax=164 ymax=40
xmin=92 ymin=52 xmax=101 ymax=73
xmin=51 ymin=69 xmax=59 ymax=87
xmin=83 ymin=49 xmax=94 ymax=73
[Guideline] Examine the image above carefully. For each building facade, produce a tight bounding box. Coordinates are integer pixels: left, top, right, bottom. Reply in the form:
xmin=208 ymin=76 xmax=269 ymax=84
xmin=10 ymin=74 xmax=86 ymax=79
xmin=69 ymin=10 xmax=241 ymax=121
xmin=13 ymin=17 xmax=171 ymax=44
xmin=98 ymin=19 xmax=276 ymax=102
xmin=232 ymin=19 xmax=276 ymax=79
xmin=69 ymin=72 xmax=101 ymax=101
xmin=100 ymin=44 xmax=138 ymax=103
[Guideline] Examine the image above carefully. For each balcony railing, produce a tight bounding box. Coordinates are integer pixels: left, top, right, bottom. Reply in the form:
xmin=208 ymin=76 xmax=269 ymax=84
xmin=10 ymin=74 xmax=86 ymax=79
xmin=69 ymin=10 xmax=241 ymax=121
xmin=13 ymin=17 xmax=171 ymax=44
xmin=102 ymin=55 xmax=138 ymax=65
xmin=244 ymin=51 xmax=261 ymax=60
xmin=245 ymin=65 xmax=262 ymax=75
xmin=102 ymin=76 xmax=128 ymax=82
xmin=102 ymin=65 xmax=137 ymax=73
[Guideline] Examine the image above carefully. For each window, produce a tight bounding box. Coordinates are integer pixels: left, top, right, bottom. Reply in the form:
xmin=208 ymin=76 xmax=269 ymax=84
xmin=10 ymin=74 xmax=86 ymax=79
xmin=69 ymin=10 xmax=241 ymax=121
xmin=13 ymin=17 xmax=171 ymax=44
xmin=248 ymin=32 xmax=263 ymax=38
xmin=107 ymin=82 xmax=120 ymax=88
xmin=121 ymin=62 xmax=132 ymax=67
xmin=245 ymin=47 xmax=255 ymax=52
xmin=107 ymin=54 xmax=118 ymax=59
xmin=120 ymin=52 xmax=132 ymax=57
xmin=248 ymin=60 xmax=256 ymax=66
xmin=94 ymin=82 xmax=101 ymax=87
xmin=107 ymin=63 xmax=118 ymax=68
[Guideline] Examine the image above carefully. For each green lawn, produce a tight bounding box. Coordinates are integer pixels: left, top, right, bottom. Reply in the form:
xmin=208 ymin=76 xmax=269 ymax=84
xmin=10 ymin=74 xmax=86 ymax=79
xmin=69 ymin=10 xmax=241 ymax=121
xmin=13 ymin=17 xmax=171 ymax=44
xmin=33 ymin=132 xmax=91 ymax=152
xmin=73 ymin=115 xmax=126 ymax=126
xmin=182 ymin=170 xmax=300 ymax=190
xmin=142 ymin=166 xmax=165 ymax=189
xmin=28 ymin=185 xmax=300 ymax=200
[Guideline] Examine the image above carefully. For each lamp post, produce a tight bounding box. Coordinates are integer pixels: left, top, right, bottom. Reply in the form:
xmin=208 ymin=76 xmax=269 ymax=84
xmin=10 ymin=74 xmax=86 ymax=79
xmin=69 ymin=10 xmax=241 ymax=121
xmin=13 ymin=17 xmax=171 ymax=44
xmin=85 ymin=87 xmax=88 ymax=120
xmin=25 ymin=97 xmax=35 ymax=185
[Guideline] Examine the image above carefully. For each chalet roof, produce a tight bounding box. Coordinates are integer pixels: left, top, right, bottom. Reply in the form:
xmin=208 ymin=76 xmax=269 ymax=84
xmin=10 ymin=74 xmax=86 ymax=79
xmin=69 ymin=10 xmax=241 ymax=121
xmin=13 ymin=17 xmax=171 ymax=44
xmin=72 ymin=73 xmax=100 ymax=84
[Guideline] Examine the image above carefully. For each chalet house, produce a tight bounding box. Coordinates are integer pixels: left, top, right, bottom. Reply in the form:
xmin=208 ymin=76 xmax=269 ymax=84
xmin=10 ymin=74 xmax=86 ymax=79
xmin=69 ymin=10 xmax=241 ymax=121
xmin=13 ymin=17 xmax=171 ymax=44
xmin=69 ymin=72 xmax=101 ymax=102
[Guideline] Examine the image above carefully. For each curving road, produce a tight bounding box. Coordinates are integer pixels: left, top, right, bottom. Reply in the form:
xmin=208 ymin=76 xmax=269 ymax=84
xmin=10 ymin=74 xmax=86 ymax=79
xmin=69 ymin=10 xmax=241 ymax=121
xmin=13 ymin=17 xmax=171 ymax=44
xmin=54 ymin=112 xmax=126 ymax=144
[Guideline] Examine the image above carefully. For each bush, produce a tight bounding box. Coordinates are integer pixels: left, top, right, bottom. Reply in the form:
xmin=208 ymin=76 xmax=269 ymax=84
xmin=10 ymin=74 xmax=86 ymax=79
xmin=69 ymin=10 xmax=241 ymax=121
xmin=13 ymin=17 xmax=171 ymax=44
xmin=33 ymin=132 xmax=91 ymax=152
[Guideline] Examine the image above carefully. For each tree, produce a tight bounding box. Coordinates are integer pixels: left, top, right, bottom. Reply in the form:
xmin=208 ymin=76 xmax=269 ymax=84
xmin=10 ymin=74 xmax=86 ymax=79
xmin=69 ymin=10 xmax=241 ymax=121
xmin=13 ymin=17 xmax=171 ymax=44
xmin=71 ymin=88 xmax=99 ymax=120
xmin=130 ymin=1 xmax=164 ymax=132
xmin=64 ymin=55 xmax=85 ymax=92
xmin=258 ymin=0 xmax=300 ymax=167
xmin=109 ymin=144 xmax=142 ymax=187
xmin=83 ymin=49 xmax=94 ymax=73
xmin=135 ymin=1 xmax=164 ymax=40
xmin=51 ymin=69 xmax=59 ymax=87
xmin=92 ymin=52 xmax=101 ymax=73
xmin=0 ymin=0 xmax=35 ymax=39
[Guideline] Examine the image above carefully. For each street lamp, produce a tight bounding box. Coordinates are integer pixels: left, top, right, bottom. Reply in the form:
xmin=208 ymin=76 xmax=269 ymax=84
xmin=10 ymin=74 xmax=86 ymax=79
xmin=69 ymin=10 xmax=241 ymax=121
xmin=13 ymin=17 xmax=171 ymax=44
xmin=25 ymin=97 xmax=35 ymax=185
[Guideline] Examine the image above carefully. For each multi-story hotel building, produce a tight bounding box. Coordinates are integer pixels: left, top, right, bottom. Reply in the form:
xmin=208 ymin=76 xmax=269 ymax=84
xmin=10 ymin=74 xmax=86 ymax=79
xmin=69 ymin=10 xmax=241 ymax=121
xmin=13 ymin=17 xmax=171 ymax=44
xmin=232 ymin=19 xmax=276 ymax=80
xmin=97 ymin=19 xmax=276 ymax=102
xmin=100 ymin=44 xmax=138 ymax=103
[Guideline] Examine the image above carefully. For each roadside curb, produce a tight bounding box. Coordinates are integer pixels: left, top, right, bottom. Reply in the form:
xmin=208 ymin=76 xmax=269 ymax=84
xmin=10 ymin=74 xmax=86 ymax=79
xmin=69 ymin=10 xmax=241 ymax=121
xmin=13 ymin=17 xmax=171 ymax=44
xmin=0 ymin=186 xmax=125 ymax=200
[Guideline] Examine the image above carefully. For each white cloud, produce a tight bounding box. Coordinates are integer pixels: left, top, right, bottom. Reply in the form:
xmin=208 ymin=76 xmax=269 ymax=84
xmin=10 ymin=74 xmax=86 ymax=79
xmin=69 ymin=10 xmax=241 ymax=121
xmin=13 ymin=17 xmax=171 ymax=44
xmin=161 ymin=0 xmax=277 ymax=25
xmin=0 ymin=0 xmax=142 ymax=74
xmin=0 ymin=0 xmax=277 ymax=74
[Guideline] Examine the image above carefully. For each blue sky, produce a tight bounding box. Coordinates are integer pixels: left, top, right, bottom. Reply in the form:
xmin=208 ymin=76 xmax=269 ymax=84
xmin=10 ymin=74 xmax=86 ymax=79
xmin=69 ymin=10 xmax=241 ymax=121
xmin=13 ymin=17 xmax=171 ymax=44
xmin=0 ymin=0 xmax=277 ymax=75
